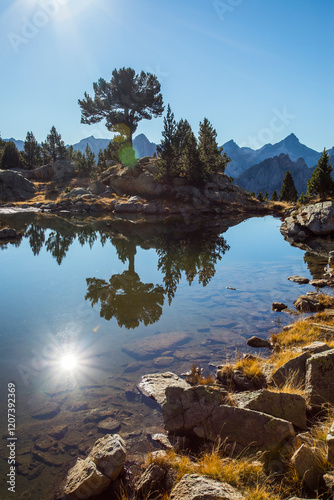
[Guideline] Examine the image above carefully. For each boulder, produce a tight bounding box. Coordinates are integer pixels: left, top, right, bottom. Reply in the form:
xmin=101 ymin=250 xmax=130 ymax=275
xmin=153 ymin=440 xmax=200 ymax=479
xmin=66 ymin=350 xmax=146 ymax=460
xmin=294 ymin=294 xmax=324 ymax=313
xmin=62 ymin=187 xmax=90 ymax=199
xmin=272 ymin=302 xmax=288 ymax=312
xmin=122 ymin=331 xmax=192 ymax=360
xmin=305 ymin=349 xmax=334 ymax=407
xmin=63 ymin=458 xmax=111 ymax=499
xmin=327 ymin=421 xmax=334 ymax=464
xmin=114 ymin=200 xmax=144 ymax=213
xmin=234 ymin=389 xmax=307 ymax=429
xmin=281 ymin=201 xmax=334 ymax=238
xmin=135 ymin=463 xmax=166 ymax=498
xmin=0 ymin=169 xmax=36 ymax=201
xmin=271 ymin=352 xmax=311 ymax=388
xmin=169 ymin=474 xmax=244 ymax=500
xmin=323 ymin=471 xmax=334 ymax=497
xmin=288 ymin=276 xmax=310 ymax=284
xmin=89 ymin=181 xmax=106 ymax=196
xmin=310 ymin=278 xmax=333 ymax=288
xmin=32 ymin=160 xmax=75 ymax=182
xmin=88 ymin=434 xmax=126 ymax=480
xmin=291 ymin=444 xmax=324 ymax=491
xmin=162 ymin=385 xmax=295 ymax=455
xmin=0 ymin=228 xmax=21 ymax=239
xmin=247 ymin=336 xmax=271 ymax=348
xmin=138 ymin=372 xmax=189 ymax=405
xmin=302 ymin=342 xmax=331 ymax=355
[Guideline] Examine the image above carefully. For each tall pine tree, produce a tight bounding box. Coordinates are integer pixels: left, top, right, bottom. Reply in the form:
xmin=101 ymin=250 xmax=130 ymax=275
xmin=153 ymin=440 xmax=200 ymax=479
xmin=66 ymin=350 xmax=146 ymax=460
xmin=156 ymin=104 xmax=178 ymax=181
xmin=280 ymin=170 xmax=297 ymax=202
xmin=307 ymin=148 xmax=334 ymax=200
xmin=198 ymin=118 xmax=230 ymax=178
xmin=22 ymin=131 xmax=42 ymax=169
xmin=1 ymin=141 xmax=21 ymax=170
xmin=42 ymin=126 xmax=67 ymax=163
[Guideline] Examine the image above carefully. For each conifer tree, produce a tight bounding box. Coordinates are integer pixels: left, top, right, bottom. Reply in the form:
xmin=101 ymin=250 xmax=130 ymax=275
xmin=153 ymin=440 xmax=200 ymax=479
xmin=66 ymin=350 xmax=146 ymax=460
xmin=250 ymin=191 xmax=256 ymax=198
xmin=97 ymin=149 xmax=107 ymax=172
xmin=307 ymin=148 xmax=334 ymax=200
xmin=22 ymin=131 xmax=42 ymax=169
xmin=257 ymin=191 xmax=264 ymax=202
xmin=42 ymin=126 xmax=67 ymax=163
xmin=280 ymin=170 xmax=297 ymax=202
xmin=85 ymin=144 xmax=96 ymax=172
xmin=264 ymin=190 xmax=269 ymax=201
xmin=271 ymin=190 xmax=278 ymax=201
xmin=1 ymin=141 xmax=22 ymax=170
xmin=156 ymin=104 xmax=178 ymax=181
xmin=175 ymin=118 xmax=192 ymax=156
xmin=181 ymin=130 xmax=202 ymax=184
xmin=198 ymin=118 xmax=230 ymax=178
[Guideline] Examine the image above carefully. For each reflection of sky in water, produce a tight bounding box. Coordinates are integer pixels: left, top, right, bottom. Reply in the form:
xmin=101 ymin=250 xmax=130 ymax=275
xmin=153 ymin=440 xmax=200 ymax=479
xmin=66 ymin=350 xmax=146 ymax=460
xmin=0 ymin=214 xmax=325 ymax=499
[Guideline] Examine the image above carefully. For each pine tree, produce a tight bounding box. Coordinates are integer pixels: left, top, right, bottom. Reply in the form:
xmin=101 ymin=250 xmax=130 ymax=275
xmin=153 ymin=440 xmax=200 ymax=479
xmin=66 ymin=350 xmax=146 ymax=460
xmin=181 ymin=130 xmax=202 ymax=184
xmin=250 ymin=191 xmax=256 ymax=198
xmin=280 ymin=170 xmax=297 ymax=202
xmin=156 ymin=104 xmax=178 ymax=181
xmin=264 ymin=190 xmax=269 ymax=201
xmin=175 ymin=118 xmax=192 ymax=157
xmin=257 ymin=191 xmax=264 ymax=202
xmin=85 ymin=144 xmax=96 ymax=173
xmin=1 ymin=141 xmax=22 ymax=170
xmin=42 ymin=126 xmax=67 ymax=163
xmin=271 ymin=190 xmax=278 ymax=201
xmin=22 ymin=131 xmax=42 ymax=169
xmin=198 ymin=118 xmax=230 ymax=178
xmin=307 ymin=148 xmax=334 ymax=200
xmin=97 ymin=149 xmax=107 ymax=172
xmin=298 ymin=192 xmax=311 ymax=204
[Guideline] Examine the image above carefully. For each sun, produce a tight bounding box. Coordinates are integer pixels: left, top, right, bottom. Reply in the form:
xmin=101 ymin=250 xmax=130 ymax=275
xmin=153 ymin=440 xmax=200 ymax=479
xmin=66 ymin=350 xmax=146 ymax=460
xmin=59 ymin=352 xmax=78 ymax=371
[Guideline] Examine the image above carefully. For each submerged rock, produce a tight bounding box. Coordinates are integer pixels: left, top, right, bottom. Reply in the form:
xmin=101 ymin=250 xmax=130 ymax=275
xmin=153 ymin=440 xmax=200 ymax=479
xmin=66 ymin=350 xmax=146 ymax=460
xmin=122 ymin=331 xmax=192 ymax=360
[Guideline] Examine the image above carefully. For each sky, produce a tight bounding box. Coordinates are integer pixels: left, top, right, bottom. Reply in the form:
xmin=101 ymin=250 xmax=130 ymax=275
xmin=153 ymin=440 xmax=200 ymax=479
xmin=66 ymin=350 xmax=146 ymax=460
xmin=0 ymin=0 xmax=333 ymax=151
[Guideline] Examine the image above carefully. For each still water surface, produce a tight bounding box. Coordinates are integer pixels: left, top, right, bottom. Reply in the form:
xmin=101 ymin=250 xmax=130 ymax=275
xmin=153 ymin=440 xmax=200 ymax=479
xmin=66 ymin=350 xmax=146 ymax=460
xmin=0 ymin=212 xmax=324 ymax=499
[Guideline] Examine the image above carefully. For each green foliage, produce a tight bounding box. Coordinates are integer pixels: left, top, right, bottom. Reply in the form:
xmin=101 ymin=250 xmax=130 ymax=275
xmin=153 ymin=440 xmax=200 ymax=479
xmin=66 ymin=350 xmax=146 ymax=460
xmin=156 ymin=109 xmax=230 ymax=185
xmin=307 ymin=148 xmax=334 ymax=200
xmin=250 ymin=191 xmax=256 ymax=198
xmin=73 ymin=144 xmax=96 ymax=176
xmin=103 ymin=134 xmax=137 ymax=167
xmin=270 ymin=190 xmax=278 ymax=201
xmin=298 ymin=192 xmax=311 ymax=204
xmin=22 ymin=131 xmax=42 ymax=169
xmin=1 ymin=141 xmax=22 ymax=170
xmin=264 ymin=190 xmax=268 ymax=201
xmin=198 ymin=117 xmax=230 ymax=178
xmin=97 ymin=149 xmax=107 ymax=173
xmin=280 ymin=170 xmax=297 ymax=202
xmin=78 ymin=67 xmax=164 ymax=144
xmin=42 ymin=126 xmax=67 ymax=163
xmin=257 ymin=191 xmax=264 ymax=202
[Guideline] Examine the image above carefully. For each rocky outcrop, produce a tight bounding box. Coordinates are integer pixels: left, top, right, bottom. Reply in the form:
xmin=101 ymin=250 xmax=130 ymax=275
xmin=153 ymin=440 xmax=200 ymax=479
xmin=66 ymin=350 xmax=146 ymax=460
xmin=271 ymin=352 xmax=311 ymax=388
xmin=281 ymin=201 xmax=334 ymax=240
xmin=293 ymin=293 xmax=324 ymax=313
xmin=305 ymin=349 xmax=334 ymax=407
xmin=31 ymin=160 xmax=76 ymax=182
xmin=0 ymin=169 xmax=36 ymax=201
xmin=162 ymin=385 xmax=295 ymax=455
xmin=169 ymin=474 xmax=244 ymax=500
xmin=0 ymin=227 xmax=21 ymax=240
xmin=138 ymin=372 xmax=190 ymax=405
xmin=291 ymin=444 xmax=324 ymax=491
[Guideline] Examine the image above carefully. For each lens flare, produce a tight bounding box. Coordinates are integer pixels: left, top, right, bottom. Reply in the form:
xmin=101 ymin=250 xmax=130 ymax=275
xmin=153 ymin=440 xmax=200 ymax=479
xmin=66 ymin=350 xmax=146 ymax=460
xmin=60 ymin=352 xmax=78 ymax=371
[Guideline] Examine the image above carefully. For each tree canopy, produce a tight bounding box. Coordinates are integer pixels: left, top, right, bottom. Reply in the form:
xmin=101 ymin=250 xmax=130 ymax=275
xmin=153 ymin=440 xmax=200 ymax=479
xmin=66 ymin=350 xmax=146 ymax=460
xmin=78 ymin=67 xmax=164 ymax=145
xmin=42 ymin=126 xmax=67 ymax=163
xmin=307 ymin=148 xmax=334 ymax=200
xmin=22 ymin=131 xmax=42 ymax=169
xmin=280 ymin=170 xmax=297 ymax=202
xmin=1 ymin=141 xmax=21 ymax=170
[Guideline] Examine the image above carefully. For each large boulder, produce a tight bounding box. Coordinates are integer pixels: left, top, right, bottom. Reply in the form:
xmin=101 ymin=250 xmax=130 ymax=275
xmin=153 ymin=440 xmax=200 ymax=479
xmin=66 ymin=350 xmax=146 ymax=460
xmin=32 ymin=160 xmax=75 ymax=182
xmin=63 ymin=458 xmax=111 ymax=499
xmin=138 ymin=372 xmax=190 ymax=405
xmin=88 ymin=434 xmax=126 ymax=480
xmin=0 ymin=169 xmax=36 ymax=201
xmin=234 ymin=389 xmax=307 ymax=429
xmin=162 ymin=385 xmax=295 ymax=455
xmin=169 ymin=474 xmax=244 ymax=500
xmin=271 ymin=352 xmax=311 ymax=388
xmin=291 ymin=444 xmax=324 ymax=491
xmin=294 ymin=294 xmax=324 ymax=313
xmin=281 ymin=201 xmax=334 ymax=238
xmin=305 ymin=349 xmax=334 ymax=407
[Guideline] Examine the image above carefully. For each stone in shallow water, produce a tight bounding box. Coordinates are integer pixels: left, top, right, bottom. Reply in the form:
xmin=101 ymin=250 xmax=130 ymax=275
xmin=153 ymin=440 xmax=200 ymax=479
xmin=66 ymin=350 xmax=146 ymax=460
xmin=97 ymin=418 xmax=121 ymax=433
xmin=31 ymin=402 xmax=60 ymax=419
xmin=34 ymin=435 xmax=57 ymax=452
xmin=48 ymin=424 xmax=68 ymax=439
xmin=288 ymin=276 xmax=310 ymax=284
xmin=64 ymin=457 xmax=111 ymax=498
xmin=138 ymin=372 xmax=189 ymax=405
xmin=154 ymin=356 xmax=175 ymax=367
xmin=122 ymin=331 xmax=192 ymax=360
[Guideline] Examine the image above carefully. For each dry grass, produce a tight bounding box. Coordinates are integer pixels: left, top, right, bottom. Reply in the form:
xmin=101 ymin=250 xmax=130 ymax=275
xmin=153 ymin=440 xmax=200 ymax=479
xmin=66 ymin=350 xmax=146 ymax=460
xmin=269 ymin=349 xmax=303 ymax=371
xmin=270 ymin=371 xmax=306 ymax=398
xmin=234 ymin=356 xmax=266 ymax=384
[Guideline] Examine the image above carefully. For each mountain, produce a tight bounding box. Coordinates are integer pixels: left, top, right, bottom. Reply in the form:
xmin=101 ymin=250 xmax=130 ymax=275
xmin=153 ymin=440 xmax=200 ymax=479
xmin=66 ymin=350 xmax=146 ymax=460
xmin=133 ymin=133 xmax=157 ymax=158
xmin=4 ymin=138 xmax=24 ymax=151
xmin=235 ymin=153 xmax=313 ymax=196
xmin=223 ymin=133 xmax=322 ymax=177
xmin=71 ymin=136 xmax=111 ymax=158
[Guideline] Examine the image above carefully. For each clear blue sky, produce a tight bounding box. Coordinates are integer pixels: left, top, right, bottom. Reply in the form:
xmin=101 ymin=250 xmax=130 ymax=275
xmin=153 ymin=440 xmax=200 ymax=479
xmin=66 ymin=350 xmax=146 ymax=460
xmin=0 ymin=0 xmax=333 ymax=151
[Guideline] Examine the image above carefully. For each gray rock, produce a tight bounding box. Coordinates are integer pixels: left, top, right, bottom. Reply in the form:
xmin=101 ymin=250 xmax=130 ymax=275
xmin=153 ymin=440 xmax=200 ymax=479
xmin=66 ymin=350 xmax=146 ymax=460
xmin=247 ymin=336 xmax=271 ymax=348
xmin=306 ymin=349 xmax=334 ymax=407
xmin=89 ymin=181 xmax=106 ymax=196
xmin=291 ymin=444 xmax=324 ymax=491
xmin=114 ymin=201 xmax=143 ymax=213
xmin=138 ymin=372 xmax=189 ymax=405
xmin=234 ymin=389 xmax=307 ymax=429
xmin=122 ymin=331 xmax=192 ymax=360
xmin=162 ymin=385 xmax=295 ymax=455
xmin=0 ymin=169 xmax=36 ymax=201
xmin=63 ymin=458 xmax=111 ymax=499
xmin=271 ymin=352 xmax=311 ymax=388
xmin=288 ymin=276 xmax=310 ymax=284
xmin=32 ymin=160 xmax=75 ymax=182
xmin=88 ymin=434 xmax=126 ymax=480
xmin=31 ymin=402 xmax=60 ymax=419
xmin=272 ymin=302 xmax=288 ymax=311
xmin=169 ymin=473 xmax=244 ymax=500
xmin=302 ymin=342 xmax=331 ymax=355
xmin=310 ymin=278 xmax=333 ymax=288
xmin=62 ymin=187 xmax=90 ymax=199
xmin=97 ymin=418 xmax=121 ymax=433
xmin=294 ymin=294 xmax=324 ymax=313
xmin=0 ymin=228 xmax=21 ymax=239
xmin=281 ymin=201 xmax=334 ymax=237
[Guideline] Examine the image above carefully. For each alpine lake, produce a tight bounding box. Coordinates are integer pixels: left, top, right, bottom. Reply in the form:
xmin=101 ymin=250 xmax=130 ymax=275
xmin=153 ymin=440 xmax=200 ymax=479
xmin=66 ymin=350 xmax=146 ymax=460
xmin=0 ymin=210 xmax=330 ymax=499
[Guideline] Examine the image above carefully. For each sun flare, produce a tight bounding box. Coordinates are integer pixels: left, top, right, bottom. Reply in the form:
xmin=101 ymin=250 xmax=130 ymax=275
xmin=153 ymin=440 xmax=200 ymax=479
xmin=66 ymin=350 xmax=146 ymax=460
xmin=59 ymin=352 xmax=78 ymax=371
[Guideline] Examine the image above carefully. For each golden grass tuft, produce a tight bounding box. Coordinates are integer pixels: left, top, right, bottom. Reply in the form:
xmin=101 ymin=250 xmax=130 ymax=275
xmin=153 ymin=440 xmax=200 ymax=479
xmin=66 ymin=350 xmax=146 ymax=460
xmin=234 ymin=355 xmax=266 ymax=383
xmin=270 ymin=371 xmax=306 ymax=398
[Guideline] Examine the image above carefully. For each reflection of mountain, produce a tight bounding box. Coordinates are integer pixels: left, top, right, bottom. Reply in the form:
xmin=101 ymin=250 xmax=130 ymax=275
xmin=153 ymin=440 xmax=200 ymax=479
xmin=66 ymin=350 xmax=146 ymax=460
xmin=1 ymin=213 xmax=231 ymax=329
